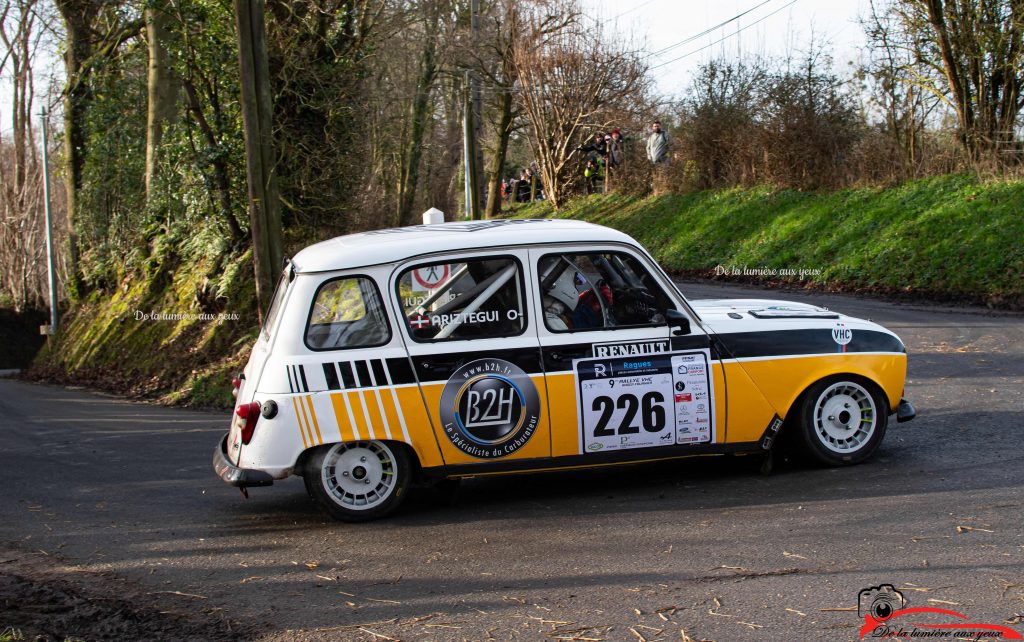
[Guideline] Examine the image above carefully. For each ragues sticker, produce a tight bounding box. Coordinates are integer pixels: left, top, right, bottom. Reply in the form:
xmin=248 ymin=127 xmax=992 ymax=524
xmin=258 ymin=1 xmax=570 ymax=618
xmin=438 ymin=358 xmax=541 ymax=458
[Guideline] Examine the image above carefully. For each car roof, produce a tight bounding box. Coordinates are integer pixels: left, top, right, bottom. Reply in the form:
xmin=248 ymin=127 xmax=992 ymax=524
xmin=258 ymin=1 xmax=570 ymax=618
xmin=290 ymin=219 xmax=640 ymax=273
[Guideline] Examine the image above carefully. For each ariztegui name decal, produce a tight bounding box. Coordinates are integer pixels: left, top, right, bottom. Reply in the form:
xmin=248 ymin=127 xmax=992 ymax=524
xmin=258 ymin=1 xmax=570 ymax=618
xmin=438 ymin=358 xmax=541 ymax=459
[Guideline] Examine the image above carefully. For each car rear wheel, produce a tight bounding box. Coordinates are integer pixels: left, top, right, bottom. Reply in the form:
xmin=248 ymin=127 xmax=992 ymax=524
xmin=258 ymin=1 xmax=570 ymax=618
xmin=795 ymin=376 xmax=888 ymax=466
xmin=305 ymin=441 xmax=411 ymax=522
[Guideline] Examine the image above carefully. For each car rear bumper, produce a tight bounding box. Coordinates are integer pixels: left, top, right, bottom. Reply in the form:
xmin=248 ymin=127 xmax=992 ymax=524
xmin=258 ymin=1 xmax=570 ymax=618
xmin=213 ymin=433 xmax=274 ymax=487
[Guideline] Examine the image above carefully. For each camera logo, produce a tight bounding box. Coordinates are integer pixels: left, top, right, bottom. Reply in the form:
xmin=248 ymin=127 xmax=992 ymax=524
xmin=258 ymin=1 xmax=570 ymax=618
xmin=858 ymin=584 xmax=906 ymax=621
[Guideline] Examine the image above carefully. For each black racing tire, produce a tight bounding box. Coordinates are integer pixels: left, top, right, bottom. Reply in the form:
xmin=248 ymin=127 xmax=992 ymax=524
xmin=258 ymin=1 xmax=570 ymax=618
xmin=794 ymin=375 xmax=889 ymax=466
xmin=304 ymin=441 xmax=412 ymax=522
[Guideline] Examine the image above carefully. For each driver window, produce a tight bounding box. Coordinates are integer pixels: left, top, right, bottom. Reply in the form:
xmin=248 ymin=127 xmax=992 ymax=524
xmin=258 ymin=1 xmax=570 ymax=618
xmin=538 ymin=251 xmax=673 ymax=332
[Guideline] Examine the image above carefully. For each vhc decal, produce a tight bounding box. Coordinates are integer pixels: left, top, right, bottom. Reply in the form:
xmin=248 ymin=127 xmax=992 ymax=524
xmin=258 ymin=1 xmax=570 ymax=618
xmin=438 ymin=358 xmax=541 ymax=458
xmin=832 ymin=323 xmax=853 ymax=352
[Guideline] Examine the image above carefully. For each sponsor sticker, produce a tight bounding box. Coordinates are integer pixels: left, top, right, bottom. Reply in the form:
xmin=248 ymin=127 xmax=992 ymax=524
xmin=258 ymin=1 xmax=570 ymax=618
xmin=592 ymin=339 xmax=670 ymax=358
xmin=575 ymin=350 xmax=715 ymax=453
xmin=438 ymin=358 xmax=541 ymax=458
xmin=833 ymin=323 xmax=853 ymax=352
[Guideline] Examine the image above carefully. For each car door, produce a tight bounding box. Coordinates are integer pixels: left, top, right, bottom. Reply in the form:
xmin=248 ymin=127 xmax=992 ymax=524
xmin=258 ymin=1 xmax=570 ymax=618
xmin=530 ymin=246 xmax=726 ymax=460
xmin=392 ymin=249 xmax=552 ymax=469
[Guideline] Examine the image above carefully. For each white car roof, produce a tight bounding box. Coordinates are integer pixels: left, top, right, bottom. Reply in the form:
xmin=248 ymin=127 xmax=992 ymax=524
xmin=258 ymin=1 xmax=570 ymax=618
xmin=290 ymin=219 xmax=640 ymax=273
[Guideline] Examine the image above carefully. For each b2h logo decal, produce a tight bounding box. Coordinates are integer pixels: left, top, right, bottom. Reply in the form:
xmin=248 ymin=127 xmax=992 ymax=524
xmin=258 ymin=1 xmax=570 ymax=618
xmin=439 ymin=358 xmax=541 ymax=458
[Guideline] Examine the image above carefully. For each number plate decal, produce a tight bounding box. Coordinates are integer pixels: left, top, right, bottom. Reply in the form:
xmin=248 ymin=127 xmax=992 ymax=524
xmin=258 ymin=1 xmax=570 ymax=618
xmin=575 ymin=350 xmax=715 ymax=453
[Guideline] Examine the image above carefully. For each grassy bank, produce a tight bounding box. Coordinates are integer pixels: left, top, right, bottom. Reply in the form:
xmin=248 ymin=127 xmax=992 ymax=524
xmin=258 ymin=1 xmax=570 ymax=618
xmin=28 ymin=250 xmax=258 ymax=408
xmin=516 ymin=174 xmax=1024 ymax=307
xmin=28 ymin=174 xmax=1023 ymax=409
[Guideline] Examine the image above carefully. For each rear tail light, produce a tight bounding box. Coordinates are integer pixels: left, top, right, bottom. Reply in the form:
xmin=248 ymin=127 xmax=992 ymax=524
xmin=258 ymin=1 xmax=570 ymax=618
xmin=232 ymin=374 xmax=244 ymax=398
xmin=235 ymin=401 xmax=261 ymax=444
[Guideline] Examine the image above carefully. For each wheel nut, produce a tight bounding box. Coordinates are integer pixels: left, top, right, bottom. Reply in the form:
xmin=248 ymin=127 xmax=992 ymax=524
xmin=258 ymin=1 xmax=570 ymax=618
xmin=360 ymin=456 xmax=367 ymax=462
xmin=342 ymin=471 xmax=349 ymax=477
xmin=364 ymin=479 xmax=370 ymax=484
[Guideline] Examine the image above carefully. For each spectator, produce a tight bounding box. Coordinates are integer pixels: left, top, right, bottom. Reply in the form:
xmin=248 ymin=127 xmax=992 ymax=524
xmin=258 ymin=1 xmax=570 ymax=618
xmin=584 ymin=157 xmax=603 ymax=194
xmin=579 ymin=133 xmax=609 ymax=161
xmin=608 ymin=128 xmax=625 ymax=168
xmin=517 ymin=169 xmax=532 ymax=203
xmin=646 ymin=120 xmax=669 ymax=164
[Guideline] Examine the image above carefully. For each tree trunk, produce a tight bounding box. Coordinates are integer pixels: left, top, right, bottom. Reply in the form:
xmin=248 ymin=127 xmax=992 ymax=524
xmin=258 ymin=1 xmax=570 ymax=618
xmin=236 ymin=0 xmax=284 ymax=320
xmin=484 ymin=89 xmax=514 ymax=219
xmin=925 ymin=0 xmax=975 ymax=158
xmin=396 ymin=12 xmax=438 ymax=227
xmin=54 ymin=1 xmax=93 ymax=297
xmin=144 ymin=0 xmax=179 ymax=202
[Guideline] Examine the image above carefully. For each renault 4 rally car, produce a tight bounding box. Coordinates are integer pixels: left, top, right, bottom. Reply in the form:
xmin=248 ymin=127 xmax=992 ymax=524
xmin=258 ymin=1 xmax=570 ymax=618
xmin=214 ymin=218 xmax=915 ymax=521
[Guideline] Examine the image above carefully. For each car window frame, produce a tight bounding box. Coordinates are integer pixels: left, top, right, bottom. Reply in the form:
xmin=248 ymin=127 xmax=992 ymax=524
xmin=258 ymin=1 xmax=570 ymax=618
xmin=536 ymin=248 xmax=678 ymax=335
xmin=303 ymin=273 xmax=393 ymax=352
xmin=393 ymin=253 xmax=530 ymax=344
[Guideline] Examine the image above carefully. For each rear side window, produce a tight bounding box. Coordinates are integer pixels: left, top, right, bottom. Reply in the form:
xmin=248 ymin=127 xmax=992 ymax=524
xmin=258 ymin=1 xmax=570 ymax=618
xmin=305 ymin=276 xmax=391 ymax=350
xmin=397 ymin=256 xmax=527 ymax=342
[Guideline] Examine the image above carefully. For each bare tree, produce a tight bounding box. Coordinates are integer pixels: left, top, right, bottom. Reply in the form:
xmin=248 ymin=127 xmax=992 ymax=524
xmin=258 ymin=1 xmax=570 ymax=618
xmin=0 ymin=0 xmax=66 ymax=310
xmin=510 ymin=1 xmax=648 ymax=209
xmin=869 ymin=0 xmax=1024 ymax=164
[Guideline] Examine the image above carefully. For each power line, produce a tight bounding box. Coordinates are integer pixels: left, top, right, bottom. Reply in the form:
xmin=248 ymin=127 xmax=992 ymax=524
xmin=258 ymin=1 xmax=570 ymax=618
xmin=648 ymin=0 xmax=798 ymax=71
xmin=646 ymin=0 xmax=776 ymax=59
xmin=602 ymin=0 xmax=660 ymax=24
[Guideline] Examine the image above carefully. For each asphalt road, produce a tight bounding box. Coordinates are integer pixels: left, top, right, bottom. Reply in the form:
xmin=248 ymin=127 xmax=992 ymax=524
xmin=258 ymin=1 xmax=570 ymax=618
xmin=2 ymin=280 xmax=1022 ymax=641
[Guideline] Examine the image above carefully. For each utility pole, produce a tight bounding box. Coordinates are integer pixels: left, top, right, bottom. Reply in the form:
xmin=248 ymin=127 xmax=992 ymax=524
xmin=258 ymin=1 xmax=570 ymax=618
xmin=462 ymin=0 xmax=483 ymax=220
xmin=40 ymin=107 xmax=59 ymax=335
xmin=470 ymin=0 xmax=485 ymax=218
xmin=463 ymin=71 xmax=477 ymax=220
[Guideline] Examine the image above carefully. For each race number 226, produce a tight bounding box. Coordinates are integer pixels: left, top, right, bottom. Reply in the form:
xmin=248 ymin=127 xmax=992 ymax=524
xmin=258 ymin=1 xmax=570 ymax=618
xmin=591 ymin=391 xmax=666 ymax=436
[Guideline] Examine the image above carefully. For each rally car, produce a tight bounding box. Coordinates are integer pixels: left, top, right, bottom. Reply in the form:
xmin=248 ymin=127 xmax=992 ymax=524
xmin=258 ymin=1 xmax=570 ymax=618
xmin=214 ymin=218 xmax=915 ymax=521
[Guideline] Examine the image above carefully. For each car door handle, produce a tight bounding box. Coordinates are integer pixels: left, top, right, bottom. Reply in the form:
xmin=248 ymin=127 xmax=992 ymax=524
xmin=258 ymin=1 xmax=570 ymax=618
xmin=420 ymin=358 xmax=462 ymax=371
xmin=550 ymin=348 xmax=590 ymax=362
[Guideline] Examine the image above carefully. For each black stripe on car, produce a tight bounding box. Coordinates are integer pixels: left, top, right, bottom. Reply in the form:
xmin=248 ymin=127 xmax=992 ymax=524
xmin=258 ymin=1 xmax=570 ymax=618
xmin=338 ymin=361 xmax=356 ymax=389
xmin=716 ymin=328 xmax=904 ymax=359
xmin=353 ymin=360 xmax=371 ymax=387
xmin=323 ymin=363 xmax=340 ymax=390
xmin=298 ymin=365 xmax=309 ymax=392
xmin=412 ymin=347 xmax=544 ymax=383
xmin=370 ymin=359 xmax=388 ymax=386
xmin=384 ymin=357 xmax=417 ymax=385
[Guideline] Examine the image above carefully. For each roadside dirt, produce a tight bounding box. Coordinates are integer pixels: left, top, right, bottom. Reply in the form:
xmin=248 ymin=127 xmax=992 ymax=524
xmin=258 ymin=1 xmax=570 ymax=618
xmin=0 ymin=544 xmax=253 ymax=642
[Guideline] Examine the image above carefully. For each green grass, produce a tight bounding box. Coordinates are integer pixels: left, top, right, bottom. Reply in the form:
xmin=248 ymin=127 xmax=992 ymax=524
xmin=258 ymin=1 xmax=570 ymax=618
xmin=514 ymin=174 xmax=1024 ymax=306
xmin=31 ymin=249 xmax=258 ymax=408
xmin=31 ymin=174 xmax=1024 ymax=407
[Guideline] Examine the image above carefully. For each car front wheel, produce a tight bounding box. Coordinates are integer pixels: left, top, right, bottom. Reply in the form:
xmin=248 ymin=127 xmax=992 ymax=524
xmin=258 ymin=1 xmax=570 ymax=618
xmin=795 ymin=376 xmax=888 ymax=466
xmin=305 ymin=441 xmax=411 ymax=521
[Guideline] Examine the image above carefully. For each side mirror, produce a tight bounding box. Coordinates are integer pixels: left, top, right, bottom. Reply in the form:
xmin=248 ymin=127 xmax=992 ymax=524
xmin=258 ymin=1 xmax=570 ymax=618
xmin=666 ymin=309 xmax=691 ymax=336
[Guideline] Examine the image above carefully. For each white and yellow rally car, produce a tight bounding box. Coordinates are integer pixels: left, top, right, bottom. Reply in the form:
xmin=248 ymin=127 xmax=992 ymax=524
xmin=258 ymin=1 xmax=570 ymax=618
xmin=214 ymin=219 xmax=915 ymax=521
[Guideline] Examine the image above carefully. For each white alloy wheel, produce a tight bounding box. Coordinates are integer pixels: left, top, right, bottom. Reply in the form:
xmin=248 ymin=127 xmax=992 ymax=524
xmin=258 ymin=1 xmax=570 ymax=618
xmin=812 ymin=381 xmax=877 ymax=454
xmin=795 ymin=376 xmax=889 ymax=466
xmin=306 ymin=440 xmax=411 ymax=521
